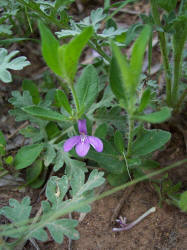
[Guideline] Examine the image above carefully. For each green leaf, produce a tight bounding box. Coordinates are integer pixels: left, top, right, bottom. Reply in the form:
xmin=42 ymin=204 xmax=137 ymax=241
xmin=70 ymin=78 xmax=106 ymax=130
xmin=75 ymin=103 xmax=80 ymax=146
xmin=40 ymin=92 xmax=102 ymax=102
xmin=109 ymin=55 xmax=127 ymax=104
xmin=56 ymin=29 xmax=80 ymax=38
xmin=132 ymin=129 xmax=171 ymax=156
xmin=94 ymin=123 xmax=108 ymax=139
xmin=46 ymin=219 xmax=79 ymax=244
xmin=137 ymin=87 xmax=151 ymax=113
xmin=179 ymin=191 xmax=187 ymax=212
xmin=111 ymin=42 xmax=131 ymax=99
xmin=54 ymin=149 xmax=65 ymax=172
xmin=134 ymin=107 xmax=172 ymax=123
xmin=141 ymin=159 xmax=160 ymax=170
xmin=30 ymin=228 xmax=48 ymax=242
xmin=55 ymin=89 xmax=72 ymax=114
xmin=91 ymin=8 xmax=106 ymax=26
xmin=107 ymin=172 xmax=129 ymax=186
xmin=58 ymin=26 xmax=93 ymax=83
xmin=75 ymin=65 xmax=99 ymax=112
xmin=87 ymin=140 xmax=124 ymax=173
xmin=22 ymin=79 xmax=40 ymax=105
xmin=110 ymin=25 xmax=151 ymax=111
xmin=70 ymin=169 xmax=105 ymax=213
xmin=22 ymin=106 xmax=68 ymax=122
xmin=15 ymin=143 xmax=44 ymax=170
xmin=157 ymin=0 xmax=177 ymax=12
xmin=71 ymin=169 xmax=105 ymax=197
xmin=4 ymin=156 xmax=13 ymax=165
xmin=0 ymin=48 xmax=30 ymax=83
xmin=63 ymin=150 xmax=87 ymax=178
xmin=0 ymin=197 xmax=31 ymax=223
xmin=55 ymin=0 xmax=75 ymax=9
xmin=20 ymin=126 xmax=44 ymax=143
xmin=130 ymin=25 xmax=151 ymax=90
xmin=0 ymin=24 xmax=12 ymax=35
xmin=9 ymin=90 xmax=33 ymax=108
xmin=46 ymin=175 xmax=69 ymax=209
xmin=94 ymin=107 xmax=127 ymax=131
xmin=26 ymin=159 xmax=43 ymax=185
xmin=38 ymin=21 xmax=62 ymax=76
xmin=45 ymin=122 xmax=61 ymax=140
xmin=114 ymin=130 xmax=124 ymax=153
xmin=0 ymin=130 xmax=6 ymax=155
xmin=44 ymin=144 xmax=56 ymax=167
xmin=29 ymin=171 xmax=46 ymax=189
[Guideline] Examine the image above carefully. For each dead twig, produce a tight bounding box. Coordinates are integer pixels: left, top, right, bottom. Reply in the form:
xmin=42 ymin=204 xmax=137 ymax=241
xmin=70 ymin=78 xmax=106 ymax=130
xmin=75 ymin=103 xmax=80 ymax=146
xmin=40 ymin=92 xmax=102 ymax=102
xmin=110 ymin=185 xmax=135 ymax=225
xmin=7 ymin=121 xmax=29 ymax=140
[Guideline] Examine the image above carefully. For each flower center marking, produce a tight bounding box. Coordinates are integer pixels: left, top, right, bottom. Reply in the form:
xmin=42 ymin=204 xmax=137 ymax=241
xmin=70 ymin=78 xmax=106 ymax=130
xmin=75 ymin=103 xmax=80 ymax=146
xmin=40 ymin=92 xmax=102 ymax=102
xmin=80 ymin=134 xmax=87 ymax=143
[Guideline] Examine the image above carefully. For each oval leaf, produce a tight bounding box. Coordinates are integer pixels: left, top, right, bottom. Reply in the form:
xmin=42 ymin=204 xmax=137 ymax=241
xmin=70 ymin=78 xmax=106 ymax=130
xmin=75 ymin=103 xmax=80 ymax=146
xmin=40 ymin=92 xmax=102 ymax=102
xmin=22 ymin=79 xmax=40 ymax=105
xmin=38 ymin=21 xmax=62 ymax=76
xmin=134 ymin=107 xmax=172 ymax=123
xmin=55 ymin=89 xmax=72 ymax=114
xmin=75 ymin=65 xmax=99 ymax=112
xmin=137 ymin=87 xmax=151 ymax=113
xmin=15 ymin=144 xmax=44 ymax=170
xmin=22 ymin=106 xmax=68 ymax=122
xmin=59 ymin=26 xmax=93 ymax=83
xmin=132 ymin=129 xmax=171 ymax=156
xmin=26 ymin=159 xmax=43 ymax=185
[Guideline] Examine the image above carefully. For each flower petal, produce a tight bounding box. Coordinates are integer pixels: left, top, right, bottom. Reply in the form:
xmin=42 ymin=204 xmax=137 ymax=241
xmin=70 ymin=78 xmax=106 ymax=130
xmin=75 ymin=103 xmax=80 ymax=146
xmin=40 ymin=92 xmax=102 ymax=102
xmin=63 ymin=136 xmax=80 ymax=152
xmin=88 ymin=136 xmax=103 ymax=152
xmin=75 ymin=142 xmax=90 ymax=157
xmin=78 ymin=119 xmax=87 ymax=134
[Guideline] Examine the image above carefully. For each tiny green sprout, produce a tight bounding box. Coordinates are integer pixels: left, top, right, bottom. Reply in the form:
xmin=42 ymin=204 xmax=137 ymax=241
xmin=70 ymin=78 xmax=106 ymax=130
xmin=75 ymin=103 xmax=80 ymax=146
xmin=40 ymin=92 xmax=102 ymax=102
xmin=5 ymin=156 xmax=13 ymax=165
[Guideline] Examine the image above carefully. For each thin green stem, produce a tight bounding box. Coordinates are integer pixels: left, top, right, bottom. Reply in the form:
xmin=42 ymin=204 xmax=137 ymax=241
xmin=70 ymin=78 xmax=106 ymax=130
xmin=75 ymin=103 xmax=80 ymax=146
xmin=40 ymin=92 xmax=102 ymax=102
xmin=88 ymin=40 xmax=110 ymax=62
xmin=171 ymin=44 xmax=183 ymax=106
xmin=127 ymin=117 xmax=134 ymax=157
xmin=123 ymin=152 xmax=132 ymax=181
xmin=171 ymin=24 xmax=187 ymax=108
xmin=179 ymin=0 xmax=184 ymax=15
xmin=104 ymin=0 xmax=136 ymax=22
xmin=150 ymin=0 xmax=172 ymax=105
xmin=70 ymin=85 xmax=80 ymax=115
xmin=17 ymin=0 xmax=62 ymax=28
xmin=174 ymin=89 xmax=187 ymax=113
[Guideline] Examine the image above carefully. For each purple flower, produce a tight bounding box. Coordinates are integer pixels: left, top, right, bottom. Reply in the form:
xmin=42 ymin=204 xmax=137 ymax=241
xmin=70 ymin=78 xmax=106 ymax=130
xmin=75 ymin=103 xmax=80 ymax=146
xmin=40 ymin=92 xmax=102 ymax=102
xmin=63 ymin=119 xmax=103 ymax=157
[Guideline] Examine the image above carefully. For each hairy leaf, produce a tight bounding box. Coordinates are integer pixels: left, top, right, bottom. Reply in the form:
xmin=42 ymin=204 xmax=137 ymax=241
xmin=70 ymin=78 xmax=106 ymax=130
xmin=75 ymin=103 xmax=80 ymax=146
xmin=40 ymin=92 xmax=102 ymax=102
xmin=132 ymin=129 xmax=171 ymax=156
xmin=75 ymin=65 xmax=99 ymax=112
xmin=15 ymin=143 xmax=44 ymax=170
xmin=0 ymin=48 xmax=30 ymax=83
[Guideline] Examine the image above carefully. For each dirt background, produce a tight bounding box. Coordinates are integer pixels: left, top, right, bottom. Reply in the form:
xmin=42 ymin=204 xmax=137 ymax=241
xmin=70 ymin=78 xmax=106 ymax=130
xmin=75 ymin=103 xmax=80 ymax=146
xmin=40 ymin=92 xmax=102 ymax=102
xmin=0 ymin=0 xmax=187 ymax=249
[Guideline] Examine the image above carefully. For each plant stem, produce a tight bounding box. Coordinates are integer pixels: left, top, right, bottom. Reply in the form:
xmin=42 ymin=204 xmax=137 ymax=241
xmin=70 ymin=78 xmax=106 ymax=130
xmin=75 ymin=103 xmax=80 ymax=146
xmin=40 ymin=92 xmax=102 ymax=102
xmin=174 ymin=89 xmax=187 ymax=113
xmin=150 ymin=0 xmax=172 ymax=105
xmin=123 ymin=152 xmax=132 ymax=181
xmin=70 ymin=85 xmax=80 ymax=115
xmin=127 ymin=117 xmax=134 ymax=157
xmin=88 ymin=40 xmax=111 ymax=62
xmin=171 ymin=42 xmax=183 ymax=106
xmin=171 ymin=21 xmax=187 ymax=108
xmin=104 ymin=0 xmax=135 ymax=22
xmin=17 ymin=0 xmax=62 ymax=28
